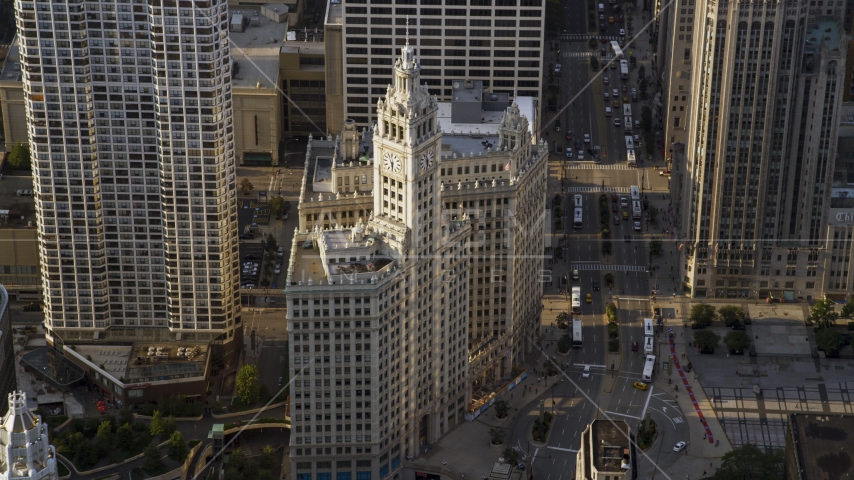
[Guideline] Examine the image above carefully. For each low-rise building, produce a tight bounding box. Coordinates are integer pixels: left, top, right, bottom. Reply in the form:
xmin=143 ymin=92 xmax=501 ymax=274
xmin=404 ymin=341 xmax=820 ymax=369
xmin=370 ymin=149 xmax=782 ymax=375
xmin=0 ymin=230 xmax=41 ymax=302
xmin=575 ymin=420 xmax=633 ymax=480
xmin=785 ymin=413 xmax=854 ymax=479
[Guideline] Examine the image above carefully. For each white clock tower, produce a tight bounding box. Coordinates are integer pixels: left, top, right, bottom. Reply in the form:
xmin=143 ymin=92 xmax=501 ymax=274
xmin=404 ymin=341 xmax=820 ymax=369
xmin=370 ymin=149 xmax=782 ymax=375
xmin=372 ymin=32 xmax=441 ymax=230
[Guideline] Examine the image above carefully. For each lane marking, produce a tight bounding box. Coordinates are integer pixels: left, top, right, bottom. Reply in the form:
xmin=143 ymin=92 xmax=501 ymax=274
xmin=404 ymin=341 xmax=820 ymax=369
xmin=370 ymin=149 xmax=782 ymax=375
xmin=640 ymin=385 xmax=654 ymax=420
xmin=605 ymin=411 xmax=641 ymax=420
xmin=547 ymin=446 xmax=579 ymax=452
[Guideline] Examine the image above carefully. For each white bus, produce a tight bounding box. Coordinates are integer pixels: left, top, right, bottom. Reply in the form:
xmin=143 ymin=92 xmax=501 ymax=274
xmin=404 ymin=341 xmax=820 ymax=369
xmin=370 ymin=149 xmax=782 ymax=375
xmin=630 ymin=186 xmax=640 ymax=201
xmin=632 ymin=200 xmax=642 ymax=220
xmin=623 ymin=104 xmax=632 ymax=117
xmin=644 ymin=318 xmax=654 ymax=337
xmin=642 ymin=354 xmax=656 ymax=382
xmin=627 ymin=150 xmax=636 ymax=167
xmin=625 ymin=135 xmax=634 ymax=151
xmin=644 ymin=336 xmax=654 ymax=354
xmin=623 ymin=116 xmax=633 ymax=133
xmin=571 ymin=286 xmax=582 ymax=314
xmin=574 ymin=194 xmax=583 ymax=208
xmin=572 ymin=319 xmax=583 ymax=347
xmin=573 ymin=207 xmax=583 ymax=229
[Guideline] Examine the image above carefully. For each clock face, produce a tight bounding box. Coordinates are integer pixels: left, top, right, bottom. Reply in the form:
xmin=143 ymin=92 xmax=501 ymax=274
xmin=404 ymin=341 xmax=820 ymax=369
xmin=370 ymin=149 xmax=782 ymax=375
xmin=420 ymin=150 xmax=435 ymax=171
xmin=383 ymin=152 xmax=402 ymax=173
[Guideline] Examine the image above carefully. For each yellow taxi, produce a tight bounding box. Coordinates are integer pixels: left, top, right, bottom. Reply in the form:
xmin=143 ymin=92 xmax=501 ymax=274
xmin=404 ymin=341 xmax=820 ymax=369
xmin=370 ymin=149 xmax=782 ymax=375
xmin=633 ymin=381 xmax=649 ymax=391
xmin=613 ymin=99 xmax=620 ymax=107
xmin=622 ymin=211 xmax=629 ymax=220
xmin=608 ymin=16 xmax=615 ymax=23
xmin=585 ymin=293 xmax=593 ymax=304
xmin=610 ymin=61 xmax=617 ymax=69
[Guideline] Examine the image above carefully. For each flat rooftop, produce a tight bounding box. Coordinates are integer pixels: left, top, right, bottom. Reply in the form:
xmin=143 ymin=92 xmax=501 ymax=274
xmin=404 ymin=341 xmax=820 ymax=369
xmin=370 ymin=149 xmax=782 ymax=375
xmin=312 ymin=156 xmax=333 ymax=192
xmin=326 ymin=0 xmax=342 ymax=25
xmin=805 ymin=19 xmax=841 ymax=52
xmin=590 ymin=420 xmax=631 ymax=473
xmin=0 ymin=38 xmax=21 ymax=83
xmin=437 ymin=98 xmax=537 ymax=139
xmin=789 ymin=414 xmax=854 ymax=479
xmin=440 ymin=134 xmax=500 ymax=159
xmin=229 ymin=7 xmax=288 ymax=88
xmin=72 ymin=342 xmax=208 ymax=384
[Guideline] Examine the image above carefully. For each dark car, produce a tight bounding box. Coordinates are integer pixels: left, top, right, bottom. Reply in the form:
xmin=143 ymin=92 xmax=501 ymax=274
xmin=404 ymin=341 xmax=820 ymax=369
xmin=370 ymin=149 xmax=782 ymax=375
xmin=731 ymin=323 xmax=746 ymax=331
xmin=244 ymin=254 xmax=260 ymax=261
xmin=239 ymin=234 xmax=255 ymax=240
xmin=22 ymin=303 xmax=42 ymax=312
xmin=631 ymin=342 xmax=638 ymax=352
xmin=612 ymin=203 xmax=618 ymax=212
xmin=592 ymin=280 xmax=600 ymax=291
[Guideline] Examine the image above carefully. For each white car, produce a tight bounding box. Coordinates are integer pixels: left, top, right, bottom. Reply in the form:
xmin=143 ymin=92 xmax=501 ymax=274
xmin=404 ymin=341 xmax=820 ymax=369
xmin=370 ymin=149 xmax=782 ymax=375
xmin=566 ymin=148 xmax=573 ymax=158
xmin=614 ymin=118 xmax=622 ymax=127
xmin=577 ymin=149 xmax=585 ymax=160
xmin=673 ymin=441 xmax=686 ymax=452
xmin=582 ymin=366 xmax=591 ymax=378
xmin=555 ymin=63 xmax=562 ymax=74
xmin=634 ymin=221 xmax=641 ymax=231
xmin=619 ymin=28 xmax=626 ymax=37
xmin=612 ymin=89 xmax=619 ymax=97
xmin=583 ymin=133 xmax=591 ymax=143
xmin=604 ymin=92 xmax=610 ymax=100
xmin=274 ymin=267 xmax=281 ymax=274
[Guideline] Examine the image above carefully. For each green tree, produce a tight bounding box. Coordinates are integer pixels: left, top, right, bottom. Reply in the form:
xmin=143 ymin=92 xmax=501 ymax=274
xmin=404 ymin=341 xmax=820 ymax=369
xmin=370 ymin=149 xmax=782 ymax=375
xmin=648 ymin=205 xmax=659 ymax=224
xmin=118 ymin=408 xmax=135 ymax=427
xmin=96 ymin=420 xmax=113 ymax=443
xmin=718 ymin=305 xmax=746 ymax=327
xmin=502 ymin=447 xmax=520 ymax=466
xmin=236 ymin=364 xmax=261 ymax=405
xmin=6 ymin=142 xmax=31 ymax=171
xmin=842 ymin=298 xmax=854 ymax=318
xmin=150 ymin=410 xmax=166 ymax=436
xmin=116 ymin=423 xmax=135 ymax=450
xmin=815 ymin=327 xmax=846 ymax=354
xmin=493 ymin=399 xmax=510 ymax=419
xmin=270 ymin=196 xmax=286 ymax=218
xmin=694 ymin=329 xmax=721 ymax=352
xmin=724 ymin=330 xmax=751 ymax=353
xmin=689 ymin=304 xmax=716 ymax=328
xmin=641 ymin=106 xmax=652 ymax=133
xmin=712 ymin=444 xmax=783 ymax=480
xmin=809 ymin=297 xmax=839 ymax=326
xmin=259 ymin=445 xmax=277 ymax=470
xmin=590 ymin=56 xmax=599 ymax=70
xmin=76 ymin=438 xmax=98 ymax=469
xmin=162 ymin=415 xmax=176 ymax=435
xmin=239 ymin=178 xmax=254 ymax=194
xmin=167 ymin=430 xmax=189 ymax=462
xmin=142 ymin=443 xmax=163 ymax=473
xmin=556 ymin=311 xmax=569 ymax=329
xmin=488 ymin=427 xmax=506 ymax=445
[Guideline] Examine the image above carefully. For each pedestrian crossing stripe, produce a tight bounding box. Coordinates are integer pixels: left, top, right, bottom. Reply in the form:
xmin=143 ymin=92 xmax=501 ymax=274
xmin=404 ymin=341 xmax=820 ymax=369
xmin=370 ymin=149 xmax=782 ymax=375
xmin=561 ymin=51 xmax=604 ymax=58
xmin=560 ymin=34 xmax=621 ymax=41
xmin=567 ymin=164 xmax=633 ymax=170
xmin=570 ymin=263 xmax=646 ymax=272
xmin=565 ymin=186 xmax=631 ymax=193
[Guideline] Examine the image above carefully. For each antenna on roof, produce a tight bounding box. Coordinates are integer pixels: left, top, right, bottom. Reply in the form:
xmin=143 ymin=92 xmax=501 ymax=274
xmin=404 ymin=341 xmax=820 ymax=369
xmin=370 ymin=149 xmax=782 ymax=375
xmin=406 ymin=16 xmax=410 ymax=46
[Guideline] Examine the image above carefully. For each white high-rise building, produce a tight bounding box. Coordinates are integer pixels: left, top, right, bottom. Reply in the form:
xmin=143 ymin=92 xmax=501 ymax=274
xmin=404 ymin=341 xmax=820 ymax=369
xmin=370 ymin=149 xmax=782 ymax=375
xmin=286 ymin=38 xmax=547 ymax=480
xmin=14 ymin=0 xmax=241 ymax=367
xmin=322 ymin=0 xmax=546 ymax=129
xmin=0 ymin=392 xmax=58 ymax=480
xmin=677 ymin=1 xmax=847 ymax=300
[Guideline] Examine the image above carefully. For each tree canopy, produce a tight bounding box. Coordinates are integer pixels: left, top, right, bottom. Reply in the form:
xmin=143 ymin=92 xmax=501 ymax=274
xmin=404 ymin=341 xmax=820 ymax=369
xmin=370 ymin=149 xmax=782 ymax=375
xmin=694 ymin=329 xmax=720 ymax=351
xmin=718 ymin=305 xmax=746 ymax=326
xmin=815 ymin=327 xmax=846 ymax=354
xmin=689 ymin=304 xmax=716 ymax=327
xmin=724 ymin=330 xmax=751 ymax=353
xmin=712 ymin=444 xmax=783 ymax=480
xmin=841 ymin=298 xmax=854 ymax=318
xmin=5 ymin=143 xmax=31 ymax=171
xmin=236 ymin=364 xmax=261 ymax=405
xmin=239 ymin=178 xmax=254 ymax=194
xmin=809 ymin=297 xmax=838 ymax=326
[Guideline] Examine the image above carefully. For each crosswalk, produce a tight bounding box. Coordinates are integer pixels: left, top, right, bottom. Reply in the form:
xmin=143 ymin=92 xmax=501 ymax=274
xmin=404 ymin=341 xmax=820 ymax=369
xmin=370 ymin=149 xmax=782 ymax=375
xmin=566 ymin=186 xmax=631 ymax=193
xmin=567 ymin=163 xmax=633 ymax=170
xmin=571 ymin=263 xmax=647 ymax=272
xmin=561 ymin=51 xmax=596 ymax=58
xmin=561 ymin=34 xmax=622 ymax=41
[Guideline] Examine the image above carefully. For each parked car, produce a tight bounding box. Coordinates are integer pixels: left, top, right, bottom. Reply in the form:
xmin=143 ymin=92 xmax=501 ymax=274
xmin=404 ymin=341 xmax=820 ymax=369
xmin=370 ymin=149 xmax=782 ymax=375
xmin=244 ymin=254 xmax=260 ymax=261
xmin=239 ymin=234 xmax=254 ymax=240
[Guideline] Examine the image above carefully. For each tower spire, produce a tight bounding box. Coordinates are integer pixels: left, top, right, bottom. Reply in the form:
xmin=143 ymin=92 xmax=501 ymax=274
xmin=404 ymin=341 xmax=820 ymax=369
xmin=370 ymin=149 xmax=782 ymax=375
xmin=406 ymin=16 xmax=410 ymax=47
